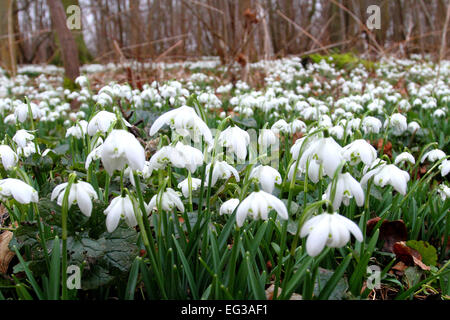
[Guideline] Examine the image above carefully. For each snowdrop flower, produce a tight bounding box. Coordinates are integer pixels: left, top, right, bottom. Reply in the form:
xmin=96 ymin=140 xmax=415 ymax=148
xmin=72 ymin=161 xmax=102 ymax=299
xmin=407 ymin=121 xmax=421 ymax=134
xmin=440 ymin=159 xmax=450 ymax=177
xmin=172 ymin=142 xmax=204 ymax=172
xmin=146 ymin=188 xmax=184 ymax=213
xmin=177 ymin=178 xmax=202 ymax=198
xmin=100 ymin=130 xmax=145 ymax=175
xmin=385 ymin=113 xmax=407 ymax=136
xmin=258 ymin=129 xmax=277 ymax=150
xmin=104 ymin=195 xmax=137 ymax=233
xmin=14 ymin=102 xmax=42 ymax=123
xmin=361 ymin=116 xmax=382 ymax=135
xmin=341 ymin=139 xmax=377 ymax=165
xmin=13 ymin=130 xmax=34 ymax=148
xmin=0 ymin=178 xmax=38 ymax=204
xmin=288 ymin=158 xmax=322 ymax=183
xmin=87 ymin=111 xmax=126 ymax=136
xmin=329 ymin=125 xmax=344 ymax=140
xmin=394 ymin=152 xmax=415 ymax=165
xmin=236 ymin=190 xmax=288 ymax=227
xmin=75 ymin=75 xmax=89 ymax=87
xmin=0 ymin=145 xmax=18 ymax=170
xmin=205 ymin=161 xmax=240 ymax=187
xmin=17 ymin=142 xmax=38 ymax=157
xmin=300 ymin=136 xmax=344 ymax=178
xmin=249 ymin=165 xmax=282 ymax=194
xmin=85 ymin=139 xmax=104 ymax=170
xmin=51 ymin=181 xmax=98 ymax=217
xmin=149 ymin=143 xmax=203 ymax=173
xmin=66 ymin=120 xmax=88 ymax=139
xmin=420 ymin=149 xmax=446 ymax=163
xmin=324 ymin=173 xmax=364 ymax=210
xmin=289 ymin=119 xmax=306 ymax=134
xmin=149 ymin=105 xmax=212 ymax=145
xmin=219 ymin=198 xmax=240 ymax=215
xmin=300 ymin=212 xmax=363 ymax=257
xmin=361 ymin=164 xmax=410 ymax=195
xmin=125 ymin=161 xmax=153 ymax=186
xmin=433 ymin=109 xmax=446 ymax=118
xmin=271 ymin=119 xmax=289 ymax=134
xmin=437 ymin=184 xmax=450 ymax=201
xmin=218 ymin=126 xmax=250 ymax=161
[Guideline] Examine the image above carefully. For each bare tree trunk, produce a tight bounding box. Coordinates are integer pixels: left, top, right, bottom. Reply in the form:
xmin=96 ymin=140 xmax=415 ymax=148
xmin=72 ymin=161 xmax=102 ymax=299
xmin=0 ymin=0 xmax=17 ymax=76
xmin=47 ymin=0 xmax=80 ymax=83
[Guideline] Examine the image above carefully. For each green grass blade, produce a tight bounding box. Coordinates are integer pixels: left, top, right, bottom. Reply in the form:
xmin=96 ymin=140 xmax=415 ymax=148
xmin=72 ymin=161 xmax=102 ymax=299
xmin=172 ymin=234 xmax=199 ymax=299
xmin=48 ymin=237 xmax=61 ymax=300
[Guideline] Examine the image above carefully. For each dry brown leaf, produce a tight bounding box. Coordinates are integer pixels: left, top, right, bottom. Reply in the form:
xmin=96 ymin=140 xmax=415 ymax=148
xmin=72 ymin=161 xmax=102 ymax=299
xmin=391 ymin=261 xmax=408 ymax=272
xmin=366 ymin=218 xmax=408 ymax=252
xmin=0 ymin=231 xmax=15 ymax=274
xmin=393 ymin=241 xmax=430 ymax=271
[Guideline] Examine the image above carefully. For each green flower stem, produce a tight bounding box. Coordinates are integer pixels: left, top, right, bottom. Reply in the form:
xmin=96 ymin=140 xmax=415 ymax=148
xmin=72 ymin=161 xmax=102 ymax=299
xmin=61 ymin=173 xmax=77 ymax=300
xmin=273 ymin=219 xmax=288 ymax=300
xmin=104 ymin=174 xmax=111 ymax=204
xmin=132 ymin=171 xmax=168 ymax=299
xmin=187 ymin=171 xmax=194 ymax=212
xmin=25 ymin=97 xmax=35 ymax=131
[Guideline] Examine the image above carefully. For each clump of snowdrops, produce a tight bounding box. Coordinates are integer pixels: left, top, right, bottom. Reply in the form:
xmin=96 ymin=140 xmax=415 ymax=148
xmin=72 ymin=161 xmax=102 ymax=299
xmin=0 ymin=55 xmax=448 ymax=300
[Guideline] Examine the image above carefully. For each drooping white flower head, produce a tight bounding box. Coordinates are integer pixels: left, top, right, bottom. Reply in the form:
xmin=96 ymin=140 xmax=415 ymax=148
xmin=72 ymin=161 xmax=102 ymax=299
xmin=219 ymin=198 xmax=240 ymax=215
xmin=288 ymin=158 xmax=322 ymax=184
xmin=0 ymin=145 xmax=18 ymax=170
xmin=177 ymin=177 xmax=202 ymax=198
xmin=172 ymin=142 xmax=204 ymax=172
xmin=125 ymin=161 xmax=154 ymax=186
xmin=271 ymin=119 xmax=289 ymax=134
xmin=288 ymin=119 xmax=306 ymax=134
xmin=258 ymin=129 xmax=278 ymax=151
xmin=75 ymin=75 xmax=89 ymax=87
xmin=394 ymin=152 xmax=415 ymax=166
xmin=218 ymin=126 xmax=250 ymax=161
xmin=0 ymin=178 xmax=38 ymax=204
xmin=440 ymin=159 xmax=450 ymax=177
xmin=100 ymin=129 xmax=146 ymax=175
xmin=249 ymin=165 xmax=282 ymax=194
xmin=149 ymin=142 xmax=203 ymax=173
xmin=13 ymin=130 xmax=35 ymax=148
xmin=104 ymin=195 xmax=137 ymax=233
xmin=384 ymin=113 xmax=407 ymax=136
xmin=300 ymin=212 xmax=363 ymax=257
xmin=66 ymin=120 xmax=88 ymax=139
xmin=324 ymin=172 xmax=364 ymax=210
xmin=149 ymin=106 xmax=212 ymax=145
xmin=437 ymin=184 xmax=450 ymax=201
xmin=361 ymin=116 xmax=382 ymax=135
xmin=407 ymin=121 xmax=421 ymax=134
xmin=329 ymin=125 xmax=344 ymax=140
xmin=361 ymin=163 xmax=410 ymax=195
xmin=87 ymin=111 xmax=130 ymax=136
xmin=14 ymin=102 xmax=42 ymax=123
xmin=51 ymin=181 xmax=98 ymax=217
xmin=146 ymin=188 xmax=184 ymax=213
xmin=420 ymin=149 xmax=446 ymax=163
xmin=236 ymin=190 xmax=288 ymax=227
xmin=299 ymin=136 xmax=344 ymax=178
xmin=84 ymin=138 xmax=104 ymax=170
xmin=205 ymin=161 xmax=240 ymax=187
xmin=341 ymin=139 xmax=377 ymax=165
